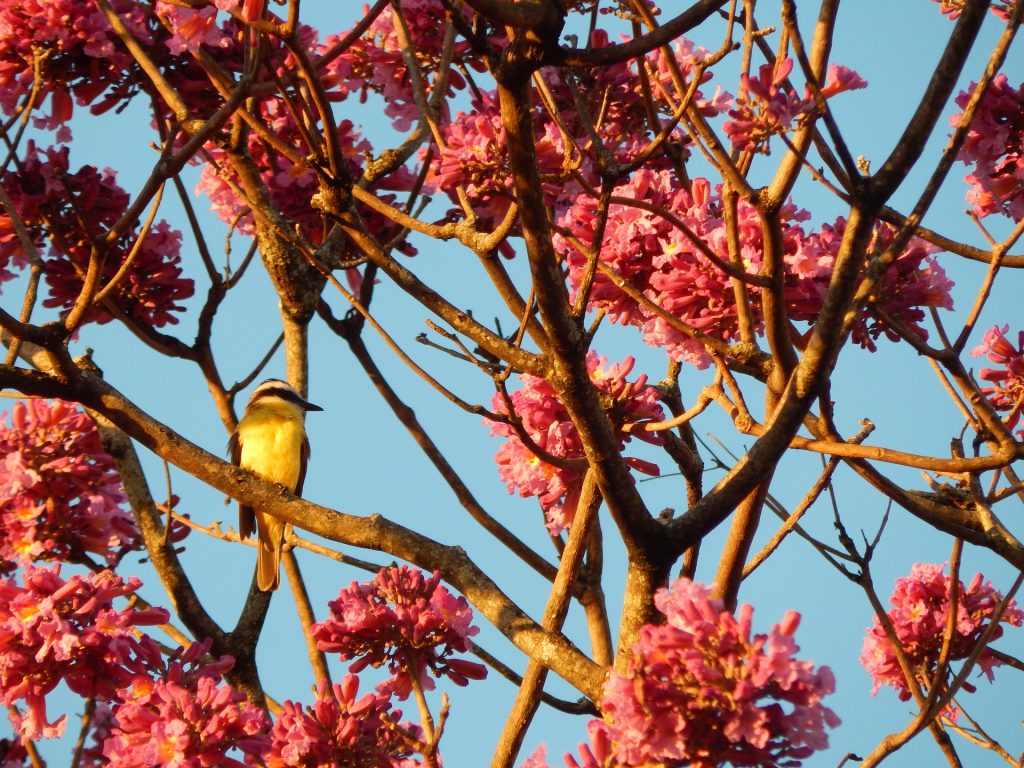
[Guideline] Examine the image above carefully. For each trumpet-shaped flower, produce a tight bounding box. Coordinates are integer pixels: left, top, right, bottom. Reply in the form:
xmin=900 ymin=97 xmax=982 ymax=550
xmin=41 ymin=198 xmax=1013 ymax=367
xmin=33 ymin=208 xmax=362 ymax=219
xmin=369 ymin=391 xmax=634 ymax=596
xmin=0 ymin=0 xmax=155 ymax=133
xmin=971 ymin=324 xmax=1024 ymax=437
xmin=0 ymin=399 xmax=138 ymax=566
xmin=486 ymin=353 xmax=663 ymax=533
xmin=598 ymin=578 xmax=839 ymax=768
xmin=0 ymin=144 xmax=192 ymax=327
xmin=103 ymin=640 xmax=270 ymax=767
xmin=861 ymin=563 xmax=1023 ymax=703
xmin=267 ymin=675 xmax=420 ymax=768
xmin=952 ymin=74 xmax=1024 ymax=221
xmin=313 ymin=566 xmax=486 ymax=700
xmin=724 ymin=58 xmax=866 ymax=153
xmin=0 ymin=566 xmax=167 ymax=740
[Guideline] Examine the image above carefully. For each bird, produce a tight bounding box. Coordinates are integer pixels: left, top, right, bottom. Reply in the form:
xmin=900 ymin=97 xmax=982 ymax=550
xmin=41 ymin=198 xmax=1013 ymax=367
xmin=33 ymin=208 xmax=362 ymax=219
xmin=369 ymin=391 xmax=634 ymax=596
xmin=228 ymin=378 xmax=322 ymax=591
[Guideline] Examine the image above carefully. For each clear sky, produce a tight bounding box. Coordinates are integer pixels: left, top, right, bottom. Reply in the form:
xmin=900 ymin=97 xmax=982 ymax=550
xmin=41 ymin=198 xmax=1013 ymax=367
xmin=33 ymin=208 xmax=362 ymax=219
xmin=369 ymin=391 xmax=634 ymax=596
xmin=2 ymin=2 xmax=1023 ymax=766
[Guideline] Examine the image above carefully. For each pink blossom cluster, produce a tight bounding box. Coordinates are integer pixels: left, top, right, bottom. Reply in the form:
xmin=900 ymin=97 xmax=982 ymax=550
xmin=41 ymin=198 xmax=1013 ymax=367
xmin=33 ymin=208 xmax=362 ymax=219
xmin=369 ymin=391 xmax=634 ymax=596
xmin=267 ymin=674 xmax=421 ymax=768
xmin=861 ymin=563 xmax=1024 ymax=703
xmin=539 ymin=31 xmax=730 ymax=168
xmin=724 ymin=59 xmax=804 ymax=154
xmin=155 ymin=1 xmax=230 ymax=56
xmin=190 ymin=21 xmax=335 ymax=243
xmin=149 ymin=9 xmax=418 ymax=270
xmin=192 ymin=23 xmax=416 ymax=264
xmin=312 ymin=566 xmax=486 ymax=699
xmin=555 ymin=171 xmax=954 ymax=365
xmin=0 ymin=0 xmax=156 ymax=138
xmin=724 ymin=58 xmax=867 ymax=154
xmin=487 ymin=353 xmax=664 ymax=533
xmin=0 ymin=0 xmax=249 ymax=140
xmin=971 ymin=324 xmax=1024 ymax=438
xmin=103 ymin=639 xmax=270 ymax=767
xmin=0 ymin=566 xmax=168 ymax=740
xmin=197 ymin=102 xmax=370 ymax=245
xmin=637 ymin=35 xmax=733 ymax=125
xmin=428 ymin=32 xmax=730 ymax=229
xmin=0 ymin=144 xmax=193 ymax=328
xmin=787 ymin=218 xmax=954 ymax=351
xmin=555 ymin=172 xmax=783 ymax=367
xmin=155 ymin=0 xmax=265 ymax=56
xmin=0 ymin=399 xmax=138 ymax=566
xmin=320 ymin=0 xmax=479 ymax=132
xmin=152 ymin=6 xmax=277 ymax=126
xmin=598 ymin=578 xmax=839 ymax=768
xmin=427 ymin=90 xmax=575 ymax=229
xmin=952 ymin=74 xmax=1024 ymax=221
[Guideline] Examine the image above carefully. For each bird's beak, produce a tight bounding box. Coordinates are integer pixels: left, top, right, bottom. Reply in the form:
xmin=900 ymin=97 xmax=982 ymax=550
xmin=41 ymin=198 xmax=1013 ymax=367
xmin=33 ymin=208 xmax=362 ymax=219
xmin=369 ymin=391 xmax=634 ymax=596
xmin=302 ymin=398 xmax=323 ymax=412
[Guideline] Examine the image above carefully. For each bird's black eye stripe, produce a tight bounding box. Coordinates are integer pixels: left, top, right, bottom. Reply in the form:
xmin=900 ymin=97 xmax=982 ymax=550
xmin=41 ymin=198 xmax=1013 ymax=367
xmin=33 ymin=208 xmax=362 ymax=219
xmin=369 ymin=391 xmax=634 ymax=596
xmin=251 ymin=387 xmax=307 ymax=408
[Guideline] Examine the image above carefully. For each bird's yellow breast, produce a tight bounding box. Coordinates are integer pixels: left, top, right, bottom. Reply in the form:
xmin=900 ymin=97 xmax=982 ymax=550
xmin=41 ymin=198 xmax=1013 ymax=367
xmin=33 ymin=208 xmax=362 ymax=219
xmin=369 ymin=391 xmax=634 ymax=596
xmin=236 ymin=403 xmax=306 ymax=490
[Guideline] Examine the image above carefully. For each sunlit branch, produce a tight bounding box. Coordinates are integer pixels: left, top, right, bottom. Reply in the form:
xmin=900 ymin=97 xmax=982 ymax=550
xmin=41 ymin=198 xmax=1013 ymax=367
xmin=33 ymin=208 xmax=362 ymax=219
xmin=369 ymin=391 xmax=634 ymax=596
xmin=281 ymin=549 xmax=332 ymax=687
xmin=491 ymin=473 xmax=601 ymax=768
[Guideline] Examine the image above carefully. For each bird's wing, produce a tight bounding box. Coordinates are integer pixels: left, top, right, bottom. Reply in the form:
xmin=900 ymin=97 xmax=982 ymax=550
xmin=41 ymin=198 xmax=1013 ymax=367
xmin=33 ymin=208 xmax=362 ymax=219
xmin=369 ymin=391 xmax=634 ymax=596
xmin=228 ymin=429 xmax=256 ymax=539
xmin=295 ymin=434 xmax=311 ymax=497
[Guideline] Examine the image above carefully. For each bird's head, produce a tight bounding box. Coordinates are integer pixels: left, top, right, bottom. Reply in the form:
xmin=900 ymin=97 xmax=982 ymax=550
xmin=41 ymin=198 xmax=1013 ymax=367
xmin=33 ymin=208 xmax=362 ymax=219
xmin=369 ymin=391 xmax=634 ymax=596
xmin=244 ymin=378 xmax=324 ymax=416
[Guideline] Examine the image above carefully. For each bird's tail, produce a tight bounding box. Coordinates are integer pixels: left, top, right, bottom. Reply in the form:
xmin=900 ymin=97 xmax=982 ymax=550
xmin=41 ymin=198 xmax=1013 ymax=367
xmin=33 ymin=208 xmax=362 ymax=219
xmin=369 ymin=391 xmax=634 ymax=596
xmin=255 ymin=513 xmax=286 ymax=591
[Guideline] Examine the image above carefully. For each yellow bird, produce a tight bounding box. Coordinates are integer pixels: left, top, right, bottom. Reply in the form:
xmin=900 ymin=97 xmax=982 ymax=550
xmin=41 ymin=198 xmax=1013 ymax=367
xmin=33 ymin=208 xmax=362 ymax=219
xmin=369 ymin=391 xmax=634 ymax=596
xmin=229 ymin=378 xmax=322 ymax=591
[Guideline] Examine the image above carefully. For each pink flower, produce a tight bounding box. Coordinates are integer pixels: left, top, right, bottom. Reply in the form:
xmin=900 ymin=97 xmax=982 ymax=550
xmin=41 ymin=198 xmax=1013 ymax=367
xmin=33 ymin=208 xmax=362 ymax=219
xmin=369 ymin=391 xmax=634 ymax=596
xmin=0 ymin=0 xmax=156 ymax=131
xmin=195 ymin=65 xmax=414 ymax=264
xmin=319 ymin=0 xmax=477 ymax=132
xmin=952 ymin=74 xmax=1024 ymax=221
xmin=519 ymin=724 xmax=616 ymax=768
xmin=785 ymin=218 xmax=954 ymax=351
xmin=0 ymin=144 xmax=193 ymax=328
xmin=312 ymin=566 xmax=486 ymax=699
xmin=267 ymin=674 xmax=420 ymax=767
xmin=991 ymin=1 xmax=1020 ymax=20
xmin=103 ymin=639 xmax=270 ymax=767
xmin=853 ymin=223 xmax=954 ymax=349
xmin=598 ymin=578 xmax=839 ymax=768
xmin=426 ymin=30 xmax=728 ymax=226
xmin=0 ymin=399 xmax=139 ymax=566
xmin=0 ymin=566 xmax=168 ymax=740
xmin=861 ymin=563 xmax=1024 ymax=705
xmin=819 ymin=64 xmax=869 ymax=99
xmin=556 ymin=173 xmax=795 ymax=368
xmin=427 ymin=90 xmax=574 ymax=228
xmin=724 ymin=59 xmax=802 ymax=153
xmin=486 ymin=353 xmax=663 ymax=533
xmin=0 ymin=214 xmax=23 ymax=289
xmin=931 ymin=0 xmax=1018 ymax=21
xmin=538 ymin=31 xmax=728 ymax=169
xmin=724 ymin=58 xmax=866 ymax=153
xmin=520 ymin=745 xmax=551 ymax=768
xmin=195 ymin=64 xmax=369 ymax=245
xmin=971 ymin=324 xmax=1024 ymax=436
xmin=562 ymin=724 xmax=614 ymax=768
xmin=155 ymin=2 xmax=230 ymax=55
xmin=557 ymin=174 xmax=951 ymax=363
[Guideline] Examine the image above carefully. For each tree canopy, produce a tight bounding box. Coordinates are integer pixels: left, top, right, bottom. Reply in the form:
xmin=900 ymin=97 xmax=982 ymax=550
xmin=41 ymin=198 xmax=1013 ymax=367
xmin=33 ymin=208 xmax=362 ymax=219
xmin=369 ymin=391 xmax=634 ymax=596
xmin=1 ymin=1 xmax=1023 ymax=766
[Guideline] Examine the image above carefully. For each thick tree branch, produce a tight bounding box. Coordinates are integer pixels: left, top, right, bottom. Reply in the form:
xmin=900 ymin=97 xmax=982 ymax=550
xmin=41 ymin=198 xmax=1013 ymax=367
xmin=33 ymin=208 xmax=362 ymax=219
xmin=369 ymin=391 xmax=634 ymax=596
xmin=0 ymin=366 xmax=607 ymax=701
